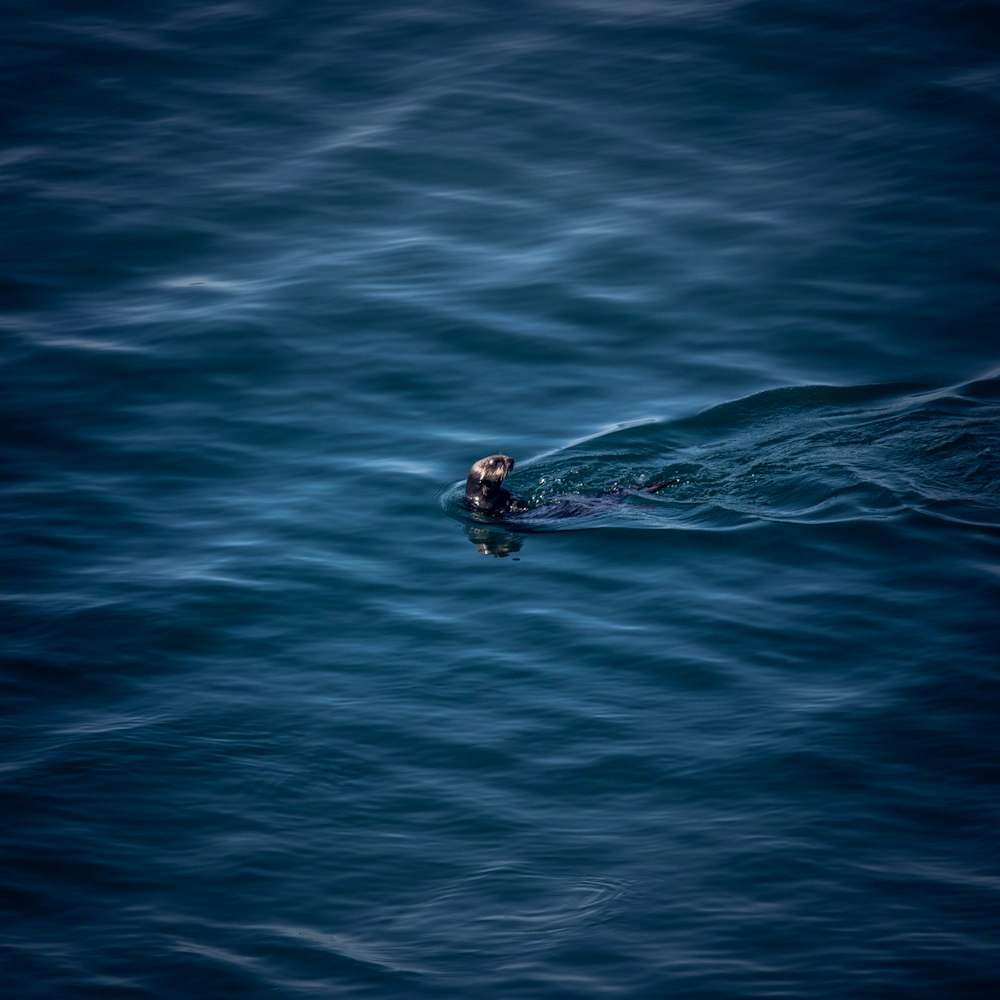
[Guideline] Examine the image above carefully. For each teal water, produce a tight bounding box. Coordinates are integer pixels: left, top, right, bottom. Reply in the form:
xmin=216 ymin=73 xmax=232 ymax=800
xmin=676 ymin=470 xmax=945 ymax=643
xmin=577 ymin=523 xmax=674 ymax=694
xmin=3 ymin=2 xmax=1000 ymax=997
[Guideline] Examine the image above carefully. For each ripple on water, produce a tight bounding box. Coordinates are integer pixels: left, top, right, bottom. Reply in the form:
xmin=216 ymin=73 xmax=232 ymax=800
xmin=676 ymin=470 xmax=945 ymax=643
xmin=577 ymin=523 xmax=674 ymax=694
xmin=441 ymin=375 xmax=1000 ymax=548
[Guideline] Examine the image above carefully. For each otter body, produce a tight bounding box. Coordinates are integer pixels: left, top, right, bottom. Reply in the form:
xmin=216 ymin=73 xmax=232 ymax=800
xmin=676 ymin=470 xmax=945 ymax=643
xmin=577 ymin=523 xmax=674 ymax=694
xmin=464 ymin=454 xmax=530 ymax=516
xmin=464 ymin=454 xmax=676 ymax=519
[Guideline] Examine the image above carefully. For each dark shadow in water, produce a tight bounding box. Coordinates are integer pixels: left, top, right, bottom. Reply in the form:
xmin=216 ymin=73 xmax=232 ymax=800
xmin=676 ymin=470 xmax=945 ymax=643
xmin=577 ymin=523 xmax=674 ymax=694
xmin=465 ymin=525 xmax=524 ymax=558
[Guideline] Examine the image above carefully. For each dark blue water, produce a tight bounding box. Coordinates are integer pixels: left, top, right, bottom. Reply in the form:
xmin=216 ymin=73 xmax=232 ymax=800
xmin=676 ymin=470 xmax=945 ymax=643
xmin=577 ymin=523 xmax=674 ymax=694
xmin=3 ymin=2 xmax=1000 ymax=997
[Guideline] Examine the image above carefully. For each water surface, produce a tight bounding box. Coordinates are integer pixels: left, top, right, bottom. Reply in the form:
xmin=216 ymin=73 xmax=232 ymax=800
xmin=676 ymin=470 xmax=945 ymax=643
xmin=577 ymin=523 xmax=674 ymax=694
xmin=2 ymin=2 xmax=999 ymax=997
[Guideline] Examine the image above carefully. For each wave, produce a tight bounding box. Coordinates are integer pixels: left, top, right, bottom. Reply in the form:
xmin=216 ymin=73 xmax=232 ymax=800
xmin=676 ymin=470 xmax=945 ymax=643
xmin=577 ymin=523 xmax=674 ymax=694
xmin=443 ymin=373 xmax=1000 ymax=545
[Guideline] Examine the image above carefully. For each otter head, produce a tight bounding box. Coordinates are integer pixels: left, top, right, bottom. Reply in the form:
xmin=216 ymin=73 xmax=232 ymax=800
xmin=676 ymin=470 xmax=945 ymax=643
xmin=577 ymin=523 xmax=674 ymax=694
xmin=465 ymin=454 xmax=519 ymax=515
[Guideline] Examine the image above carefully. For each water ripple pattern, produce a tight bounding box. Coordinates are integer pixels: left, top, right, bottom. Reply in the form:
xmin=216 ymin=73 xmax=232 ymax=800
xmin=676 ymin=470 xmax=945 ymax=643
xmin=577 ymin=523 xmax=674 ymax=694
xmin=2 ymin=2 xmax=999 ymax=999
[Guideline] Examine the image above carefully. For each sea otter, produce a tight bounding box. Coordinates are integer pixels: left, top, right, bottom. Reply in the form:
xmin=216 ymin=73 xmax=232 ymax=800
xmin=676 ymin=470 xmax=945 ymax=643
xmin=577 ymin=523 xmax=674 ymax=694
xmin=464 ymin=454 xmax=677 ymax=518
xmin=464 ymin=455 xmax=530 ymax=515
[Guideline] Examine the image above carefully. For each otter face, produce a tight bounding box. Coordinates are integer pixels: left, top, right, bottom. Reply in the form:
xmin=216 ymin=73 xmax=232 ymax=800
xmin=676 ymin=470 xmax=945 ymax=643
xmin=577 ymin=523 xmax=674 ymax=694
xmin=467 ymin=454 xmax=515 ymax=486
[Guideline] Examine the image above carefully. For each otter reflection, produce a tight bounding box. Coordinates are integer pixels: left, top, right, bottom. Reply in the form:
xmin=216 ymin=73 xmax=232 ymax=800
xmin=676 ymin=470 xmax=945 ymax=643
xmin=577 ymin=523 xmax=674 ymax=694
xmin=465 ymin=524 xmax=523 ymax=558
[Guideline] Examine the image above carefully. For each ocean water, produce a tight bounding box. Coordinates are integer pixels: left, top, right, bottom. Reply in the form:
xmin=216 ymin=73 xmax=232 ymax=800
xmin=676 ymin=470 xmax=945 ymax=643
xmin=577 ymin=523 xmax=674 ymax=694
xmin=2 ymin=2 xmax=999 ymax=997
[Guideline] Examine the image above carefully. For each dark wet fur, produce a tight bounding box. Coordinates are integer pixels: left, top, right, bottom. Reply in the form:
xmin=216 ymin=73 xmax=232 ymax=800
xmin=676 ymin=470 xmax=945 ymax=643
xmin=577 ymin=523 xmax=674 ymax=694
xmin=464 ymin=454 xmax=530 ymax=516
xmin=465 ymin=454 xmax=677 ymax=518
